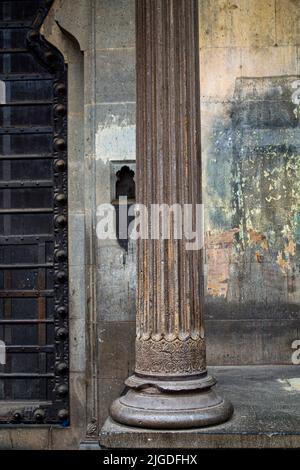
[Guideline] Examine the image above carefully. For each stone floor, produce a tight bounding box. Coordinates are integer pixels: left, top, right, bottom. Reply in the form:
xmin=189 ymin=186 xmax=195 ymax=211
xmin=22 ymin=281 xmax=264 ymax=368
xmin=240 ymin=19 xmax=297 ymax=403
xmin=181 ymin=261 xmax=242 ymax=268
xmin=100 ymin=365 xmax=300 ymax=448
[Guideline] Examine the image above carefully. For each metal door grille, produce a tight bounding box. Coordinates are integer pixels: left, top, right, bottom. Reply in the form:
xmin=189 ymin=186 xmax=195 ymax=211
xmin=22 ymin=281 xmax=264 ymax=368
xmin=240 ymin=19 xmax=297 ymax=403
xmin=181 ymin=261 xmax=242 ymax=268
xmin=0 ymin=0 xmax=69 ymax=425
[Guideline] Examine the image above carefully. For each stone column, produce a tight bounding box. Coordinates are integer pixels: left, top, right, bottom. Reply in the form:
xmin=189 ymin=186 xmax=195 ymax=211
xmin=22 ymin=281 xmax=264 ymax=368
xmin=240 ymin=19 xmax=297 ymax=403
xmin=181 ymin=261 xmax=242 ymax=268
xmin=110 ymin=0 xmax=233 ymax=429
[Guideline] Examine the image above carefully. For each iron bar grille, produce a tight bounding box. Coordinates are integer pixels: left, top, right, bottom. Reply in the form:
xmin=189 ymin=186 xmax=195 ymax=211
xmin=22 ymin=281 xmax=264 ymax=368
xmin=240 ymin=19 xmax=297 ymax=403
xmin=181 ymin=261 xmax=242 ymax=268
xmin=0 ymin=0 xmax=69 ymax=425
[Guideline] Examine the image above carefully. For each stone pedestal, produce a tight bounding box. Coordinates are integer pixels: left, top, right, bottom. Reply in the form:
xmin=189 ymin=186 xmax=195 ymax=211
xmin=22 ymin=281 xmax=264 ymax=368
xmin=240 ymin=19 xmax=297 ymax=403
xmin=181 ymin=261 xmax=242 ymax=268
xmin=110 ymin=0 xmax=233 ymax=429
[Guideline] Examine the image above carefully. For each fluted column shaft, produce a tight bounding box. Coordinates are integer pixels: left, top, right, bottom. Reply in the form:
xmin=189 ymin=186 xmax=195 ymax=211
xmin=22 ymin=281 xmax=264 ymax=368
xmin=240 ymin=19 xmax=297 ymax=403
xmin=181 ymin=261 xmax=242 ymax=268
xmin=135 ymin=0 xmax=205 ymax=377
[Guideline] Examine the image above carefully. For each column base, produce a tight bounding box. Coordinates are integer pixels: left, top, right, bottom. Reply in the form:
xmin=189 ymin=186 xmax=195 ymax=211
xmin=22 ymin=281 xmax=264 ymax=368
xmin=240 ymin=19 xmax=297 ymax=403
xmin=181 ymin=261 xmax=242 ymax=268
xmin=110 ymin=373 xmax=233 ymax=430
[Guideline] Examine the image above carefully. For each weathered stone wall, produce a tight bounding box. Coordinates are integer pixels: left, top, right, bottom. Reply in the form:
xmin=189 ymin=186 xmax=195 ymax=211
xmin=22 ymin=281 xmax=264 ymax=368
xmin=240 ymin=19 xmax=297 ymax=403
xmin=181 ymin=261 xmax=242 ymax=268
xmin=200 ymin=0 xmax=300 ymax=365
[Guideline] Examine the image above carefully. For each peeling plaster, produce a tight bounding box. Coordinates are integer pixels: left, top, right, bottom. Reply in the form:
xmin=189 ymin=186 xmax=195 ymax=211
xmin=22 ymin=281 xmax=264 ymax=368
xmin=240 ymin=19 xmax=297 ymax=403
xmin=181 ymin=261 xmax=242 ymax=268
xmin=96 ymin=119 xmax=135 ymax=162
xmin=205 ymin=76 xmax=300 ymax=304
xmin=206 ymin=229 xmax=239 ymax=297
xmin=278 ymin=378 xmax=300 ymax=392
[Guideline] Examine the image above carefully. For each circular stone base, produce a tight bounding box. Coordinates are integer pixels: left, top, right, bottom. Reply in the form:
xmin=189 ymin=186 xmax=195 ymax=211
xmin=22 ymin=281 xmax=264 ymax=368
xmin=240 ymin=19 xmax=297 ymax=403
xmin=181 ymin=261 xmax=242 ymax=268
xmin=110 ymin=375 xmax=233 ymax=429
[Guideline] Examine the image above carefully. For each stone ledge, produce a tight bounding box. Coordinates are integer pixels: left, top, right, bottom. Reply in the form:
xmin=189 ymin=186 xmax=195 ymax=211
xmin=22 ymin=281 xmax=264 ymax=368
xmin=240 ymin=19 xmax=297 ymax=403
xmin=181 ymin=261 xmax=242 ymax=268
xmin=79 ymin=440 xmax=101 ymax=450
xmin=99 ymin=366 xmax=300 ymax=449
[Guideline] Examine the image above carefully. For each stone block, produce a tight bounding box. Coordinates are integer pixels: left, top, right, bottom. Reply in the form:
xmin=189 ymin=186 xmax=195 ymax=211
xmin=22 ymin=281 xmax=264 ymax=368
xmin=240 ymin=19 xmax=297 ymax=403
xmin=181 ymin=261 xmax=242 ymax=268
xmin=95 ymin=102 xmax=136 ymax=162
xmin=69 ymin=213 xmax=86 ymax=268
xmin=69 ymin=318 xmax=86 ymax=373
xmin=69 ymin=372 xmax=87 ymax=426
xmin=241 ymin=0 xmax=275 ymax=47
xmin=200 ymin=0 xmax=275 ymax=48
xmin=241 ymin=45 xmax=297 ymax=77
xmin=51 ymin=0 xmax=90 ymax=51
xmin=68 ymin=61 xmax=84 ymax=116
xmin=98 ymin=321 xmax=135 ymax=379
xmin=97 ymin=245 xmax=136 ymax=322
xmin=206 ymin=319 xmax=299 ymax=365
xmin=68 ymin=159 xmax=85 ymax=214
xmin=69 ymin=263 xmax=87 ymax=321
xmin=49 ymin=428 xmax=83 ymax=450
xmin=200 ymin=0 xmax=244 ymax=48
xmin=10 ymin=429 xmax=49 ymax=450
xmin=98 ymin=378 xmax=125 ymax=427
xmin=0 ymin=430 xmax=12 ymax=449
xmin=95 ymin=49 xmax=136 ymax=103
xmin=95 ymin=0 xmax=135 ymax=49
xmin=275 ymin=0 xmax=300 ymax=46
xmin=200 ymin=47 xmax=242 ymax=102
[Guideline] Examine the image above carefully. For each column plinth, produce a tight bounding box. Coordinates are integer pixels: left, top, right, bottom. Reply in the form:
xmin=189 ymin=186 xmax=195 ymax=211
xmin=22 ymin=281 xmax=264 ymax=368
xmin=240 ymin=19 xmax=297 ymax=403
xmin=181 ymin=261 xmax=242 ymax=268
xmin=110 ymin=0 xmax=233 ymax=429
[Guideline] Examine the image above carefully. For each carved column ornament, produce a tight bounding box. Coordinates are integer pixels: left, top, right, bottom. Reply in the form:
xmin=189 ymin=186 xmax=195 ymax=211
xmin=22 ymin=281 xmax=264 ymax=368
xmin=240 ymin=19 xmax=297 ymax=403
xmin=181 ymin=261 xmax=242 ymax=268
xmin=110 ymin=0 xmax=233 ymax=429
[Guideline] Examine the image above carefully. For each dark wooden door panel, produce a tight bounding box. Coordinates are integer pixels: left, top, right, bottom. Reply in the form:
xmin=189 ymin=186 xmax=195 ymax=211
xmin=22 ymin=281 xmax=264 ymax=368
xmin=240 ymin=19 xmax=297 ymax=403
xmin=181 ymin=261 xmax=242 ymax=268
xmin=0 ymin=0 xmax=68 ymax=425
